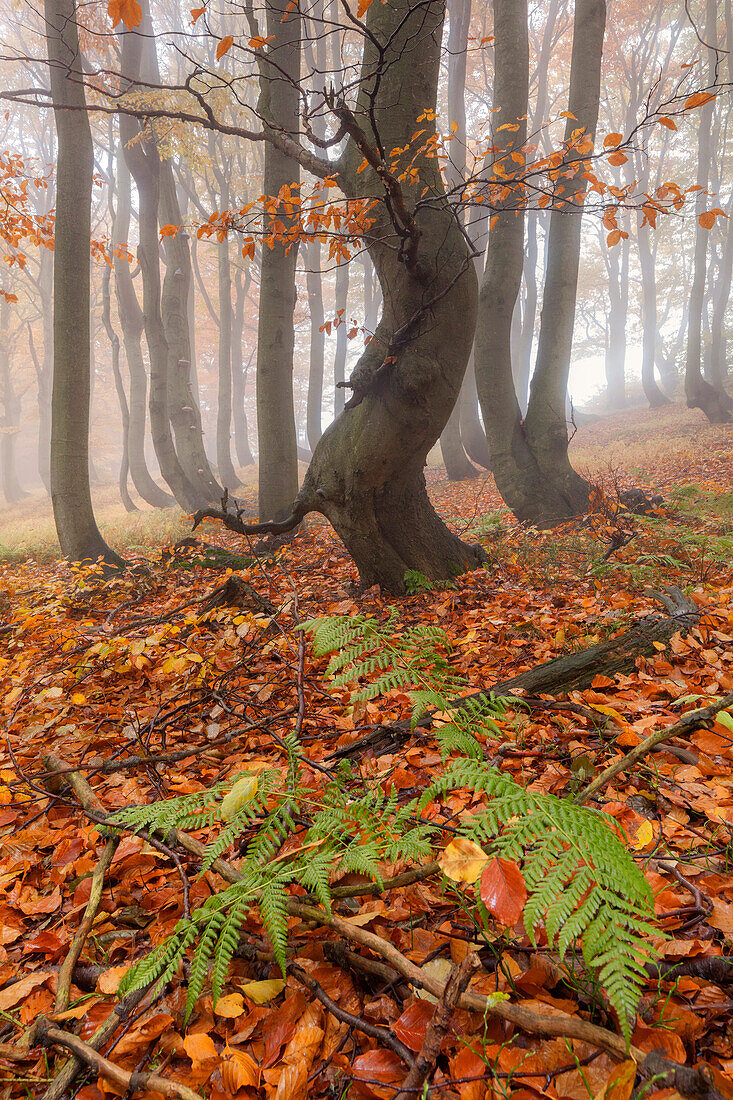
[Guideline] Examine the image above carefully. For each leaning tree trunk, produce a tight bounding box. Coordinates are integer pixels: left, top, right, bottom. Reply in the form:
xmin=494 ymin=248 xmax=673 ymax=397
xmin=439 ymin=0 xmax=479 ymax=481
xmin=685 ymin=0 xmax=731 ymax=423
xmin=44 ymin=0 xmax=123 ymax=566
xmin=477 ymin=0 xmax=604 ymax=527
xmin=255 ymin=0 xmax=301 ymax=521
xmin=112 ymin=156 xmax=173 ymax=507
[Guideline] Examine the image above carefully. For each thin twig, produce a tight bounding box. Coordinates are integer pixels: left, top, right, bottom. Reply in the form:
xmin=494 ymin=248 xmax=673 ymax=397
xmin=576 ymin=694 xmax=733 ymax=805
xmin=54 ymin=838 xmax=118 ymax=1014
xmin=38 ymin=1022 xmax=201 ymax=1100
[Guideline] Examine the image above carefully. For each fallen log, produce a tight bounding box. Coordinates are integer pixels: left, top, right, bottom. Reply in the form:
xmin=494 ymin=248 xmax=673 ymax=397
xmin=328 ymin=586 xmax=699 ymax=760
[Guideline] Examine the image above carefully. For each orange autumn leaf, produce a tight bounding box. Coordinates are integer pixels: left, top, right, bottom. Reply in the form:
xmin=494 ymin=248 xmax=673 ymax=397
xmin=479 ymin=857 xmax=527 ymax=926
xmin=216 ymin=35 xmax=234 ymax=60
xmin=107 ymin=0 xmax=141 ymax=28
xmin=607 ymin=151 xmax=628 ymax=167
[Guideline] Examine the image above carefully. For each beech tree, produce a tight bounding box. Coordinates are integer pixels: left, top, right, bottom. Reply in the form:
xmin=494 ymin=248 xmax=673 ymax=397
xmin=44 ymin=0 xmax=122 ymax=566
xmin=474 ymin=0 xmax=606 ymax=527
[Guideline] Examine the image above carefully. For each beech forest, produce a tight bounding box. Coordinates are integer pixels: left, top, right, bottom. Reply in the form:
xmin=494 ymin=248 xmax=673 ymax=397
xmin=1 ymin=0 xmax=733 ymax=1097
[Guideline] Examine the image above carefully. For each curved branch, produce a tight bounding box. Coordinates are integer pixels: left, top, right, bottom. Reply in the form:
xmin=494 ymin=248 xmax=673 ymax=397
xmin=192 ymin=496 xmax=309 ymax=537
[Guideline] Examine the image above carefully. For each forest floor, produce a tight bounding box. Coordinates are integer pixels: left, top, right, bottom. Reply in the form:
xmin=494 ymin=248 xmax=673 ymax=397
xmin=1 ymin=403 xmax=733 ymax=1100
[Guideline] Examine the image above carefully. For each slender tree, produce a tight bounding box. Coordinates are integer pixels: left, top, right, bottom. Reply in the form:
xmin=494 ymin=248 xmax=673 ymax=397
xmin=255 ymin=0 xmax=301 ymax=520
xmin=44 ymin=0 xmax=122 ymax=564
xmin=475 ymin=0 xmax=606 ymax=526
xmin=685 ymin=0 xmax=731 ymax=423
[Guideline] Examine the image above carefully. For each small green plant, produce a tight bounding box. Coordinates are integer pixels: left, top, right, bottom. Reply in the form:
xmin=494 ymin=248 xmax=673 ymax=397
xmin=111 ymin=611 xmax=657 ymax=1043
xmin=403 ymin=569 xmax=456 ymax=594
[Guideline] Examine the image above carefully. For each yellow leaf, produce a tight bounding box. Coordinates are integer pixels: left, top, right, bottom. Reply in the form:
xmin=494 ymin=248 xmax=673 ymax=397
xmin=596 ymin=1060 xmax=637 ymax=1100
xmin=631 ymin=820 xmax=654 ymax=850
xmin=216 ymin=34 xmax=234 ymax=60
xmin=220 ymin=774 xmax=259 ymax=821
xmin=438 ymin=837 xmax=489 ymax=884
xmin=214 ymin=992 xmax=245 ymax=1018
xmin=70 ymin=692 xmax=86 ymax=705
xmin=238 ymin=977 xmax=286 ymax=1004
xmin=588 ymin=703 xmax=627 ymax=728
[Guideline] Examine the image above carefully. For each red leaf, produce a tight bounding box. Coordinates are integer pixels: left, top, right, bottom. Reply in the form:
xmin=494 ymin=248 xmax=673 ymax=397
xmin=392 ymin=1001 xmax=434 ymax=1052
xmin=479 ymin=857 xmax=527 ymax=926
xmin=351 ymin=1049 xmax=405 ymax=1099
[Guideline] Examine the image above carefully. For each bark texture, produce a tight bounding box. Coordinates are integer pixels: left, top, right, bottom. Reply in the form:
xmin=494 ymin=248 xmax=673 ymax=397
xmin=45 ymin=0 xmax=123 ymax=566
xmin=295 ymin=0 xmax=484 ymax=591
xmin=475 ymin=0 xmax=605 ymax=527
xmin=255 ymin=0 xmax=301 ymax=520
xmin=685 ymin=0 xmax=732 ymax=423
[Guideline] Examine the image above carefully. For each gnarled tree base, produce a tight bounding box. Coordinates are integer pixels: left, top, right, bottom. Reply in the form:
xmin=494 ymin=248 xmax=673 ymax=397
xmin=687 ymin=378 xmax=732 ymax=424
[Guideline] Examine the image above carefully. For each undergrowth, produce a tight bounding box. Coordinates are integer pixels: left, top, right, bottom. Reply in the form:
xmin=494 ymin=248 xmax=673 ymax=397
xmin=111 ymin=611 xmax=657 ymax=1044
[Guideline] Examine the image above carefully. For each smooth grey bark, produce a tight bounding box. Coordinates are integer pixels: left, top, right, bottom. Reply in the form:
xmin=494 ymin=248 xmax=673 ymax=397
xmin=215 ymin=230 xmax=240 ymax=489
xmin=255 ymin=0 xmax=301 ymax=521
xmin=708 ymin=0 xmax=733 ymax=398
xmin=685 ymin=0 xmax=731 ymax=422
xmin=476 ymin=0 xmax=604 ymax=526
xmin=232 ymin=267 xmax=255 ymax=466
xmin=102 ymin=262 xmax=136 ymax=512
xmin=305 ymin=240 xmax=326 ymax=449
xmin=516 ymin=0 xmax=561 ymax=412
xmin=44 ymin=0 xmax=122 ymax=565
xmin=439 ymin=0 xmax=479 ymax=480
xmin=520 ymin=0 xmax=605 ymax=517
xmin=119 ymin=30 xmax=204 ymax=509
xmin=638 ymin=230 xmax=670 ymax=408
xmin=332 ymin=258 xmax=350 ymax=418
xmin=112 ymin=156 xmax=173 ymax=507
xmin=604 ymin=234 xmax=628 ymax=408
xmin=288 ymin=0 xmax=483 ymax=591
xmin=474 ymin=0 xmax=530 ymax=504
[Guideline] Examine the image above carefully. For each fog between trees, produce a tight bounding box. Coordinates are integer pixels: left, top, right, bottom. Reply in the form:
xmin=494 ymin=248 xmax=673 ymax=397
xmin=0 ymin=0 xmax=731 ymax=589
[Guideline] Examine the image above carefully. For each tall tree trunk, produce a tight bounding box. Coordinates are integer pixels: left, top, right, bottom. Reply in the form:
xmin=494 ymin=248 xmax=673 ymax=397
xmin=521 ymin=0 xmax=605 ymax=518
xmin=708 ymin=0 xmax=733 ymax=401
xmin=473 ymin=0 xmax=530 ymax=508
xmin=278 ymin=0 xmax=483 ymax=591
xmin=37 ymin=248 xmax=53 ymax=492
xmin=638 ymin=229 xmax=670 ymax=407
xmin=112 ymin=156 xmax=173 ymax=507
xmin=159 ymin=163 xmax=222 ymax=500
xmin=604 ymin=235 xmax=628 ymax=408
xmin=120 ymin=29 xmax=204 ymax=509
xmin=0 ymin=300 xmax=26 ymax=504
xmin=305 ymin=240 xmax=325 ymax=448
xmin=685 ymin=0 xmax=731 ymax=423
xmin=102 ymin=259 xmax=136 ymax=511
xmin=216 ymin=230 xmax=240 ymax=488
xmin=232 ymin=267 xmax=255 ymax=466
xmin=517 ymin=0 xmax=561 ymax=415
xmin=44 ymin=0 xmax=122 ymax=565
xmin=477 ymin=0 xmax=604 ymax=526
xmin=439 ymin=0 xmax=479 ymax=480
xmin=256 ymin=0 xmax=301 ymax=520
xmin=332 ymin=258 xmax=350 ymax=418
